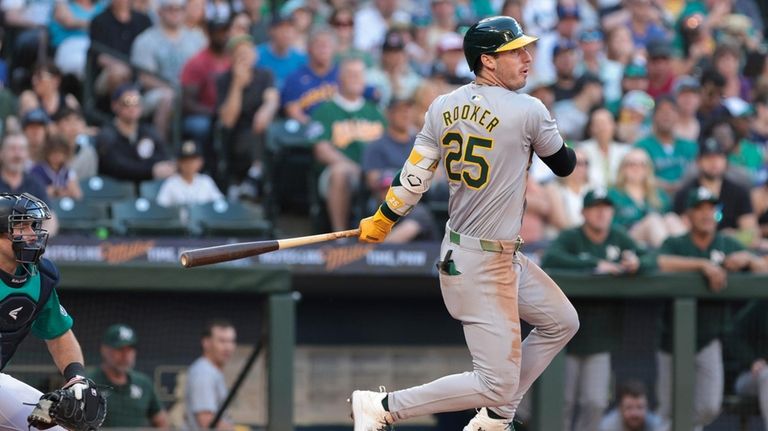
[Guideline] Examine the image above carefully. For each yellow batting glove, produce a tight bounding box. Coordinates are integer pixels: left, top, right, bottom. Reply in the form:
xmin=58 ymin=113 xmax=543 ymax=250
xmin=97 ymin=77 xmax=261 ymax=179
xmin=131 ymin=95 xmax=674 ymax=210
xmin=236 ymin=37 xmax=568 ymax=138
xmin=359 ymin=206 xmax=397 ymax=243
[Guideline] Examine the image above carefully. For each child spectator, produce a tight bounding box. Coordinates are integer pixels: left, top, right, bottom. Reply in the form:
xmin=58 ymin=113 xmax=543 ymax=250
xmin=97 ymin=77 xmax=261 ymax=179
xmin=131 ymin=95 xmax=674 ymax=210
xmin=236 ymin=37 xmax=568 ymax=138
xmin=156 ymin=140 xmax=223 ymax=208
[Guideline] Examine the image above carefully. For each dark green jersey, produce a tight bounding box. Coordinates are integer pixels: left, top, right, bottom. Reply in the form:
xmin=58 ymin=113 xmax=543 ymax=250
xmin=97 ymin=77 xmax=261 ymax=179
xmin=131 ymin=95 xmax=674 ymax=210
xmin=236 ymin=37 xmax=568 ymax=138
xmin=87 ymin=368 xmax=163 ymax=427
xmin=0 ymin=258 xmax=73 ymax=369
xmin=658 ymin=232 xmax=745 ymax=351
xmin=311 ymin=98 xmax=386 ymax=164
xmin=541 ymin=227 xmax=651 ymax=355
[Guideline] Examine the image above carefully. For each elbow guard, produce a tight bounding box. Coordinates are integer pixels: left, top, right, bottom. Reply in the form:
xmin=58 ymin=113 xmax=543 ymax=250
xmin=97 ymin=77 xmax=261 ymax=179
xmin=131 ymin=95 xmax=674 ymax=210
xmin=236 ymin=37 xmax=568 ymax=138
xmin=540 ymin=144 xmax=576 ymax=177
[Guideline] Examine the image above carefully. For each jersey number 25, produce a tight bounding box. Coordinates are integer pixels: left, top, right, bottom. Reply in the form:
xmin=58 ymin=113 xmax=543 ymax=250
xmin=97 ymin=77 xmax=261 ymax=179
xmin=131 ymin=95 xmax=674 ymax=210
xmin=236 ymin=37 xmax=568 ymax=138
xmin=441 ymin=132 xmax=493 ymax=189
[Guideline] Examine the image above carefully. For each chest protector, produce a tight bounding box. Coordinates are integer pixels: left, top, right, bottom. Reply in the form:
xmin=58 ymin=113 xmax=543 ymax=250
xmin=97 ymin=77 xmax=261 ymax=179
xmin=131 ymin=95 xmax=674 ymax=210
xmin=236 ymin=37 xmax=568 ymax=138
xmin=0 ymin=262 xmax=55 ymax=370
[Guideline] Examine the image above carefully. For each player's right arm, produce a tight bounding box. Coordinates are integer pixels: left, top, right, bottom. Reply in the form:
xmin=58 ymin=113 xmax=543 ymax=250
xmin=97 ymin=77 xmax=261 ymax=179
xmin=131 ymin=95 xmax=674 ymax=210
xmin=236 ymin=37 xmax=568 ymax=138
xmin=527 ymin=97 xmax=576 ymax=177
xmin=359 ymin=102 xmax=442 ymax=243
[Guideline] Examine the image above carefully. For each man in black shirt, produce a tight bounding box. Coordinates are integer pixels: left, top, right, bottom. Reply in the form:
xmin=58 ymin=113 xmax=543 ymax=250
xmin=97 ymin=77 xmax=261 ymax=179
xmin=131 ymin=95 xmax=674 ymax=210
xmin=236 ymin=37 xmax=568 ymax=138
xmin=673 ymin=136 xmax=758 ymax=245
xmin=216 ymin=35 xmax=279 ymax=198
xmin=89 ymin=0 xmax=152 ymax=98
xmin=95 ymin=85 xmax=175 ymax=182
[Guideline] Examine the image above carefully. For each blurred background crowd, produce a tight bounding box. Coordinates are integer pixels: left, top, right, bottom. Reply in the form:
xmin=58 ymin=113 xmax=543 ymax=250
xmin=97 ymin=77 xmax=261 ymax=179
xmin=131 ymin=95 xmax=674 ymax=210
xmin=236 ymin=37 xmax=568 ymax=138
xmin=4 ymin=0 xmax=768 ymax=429
xmin=0 ymin=0 xmax=764 ymax=245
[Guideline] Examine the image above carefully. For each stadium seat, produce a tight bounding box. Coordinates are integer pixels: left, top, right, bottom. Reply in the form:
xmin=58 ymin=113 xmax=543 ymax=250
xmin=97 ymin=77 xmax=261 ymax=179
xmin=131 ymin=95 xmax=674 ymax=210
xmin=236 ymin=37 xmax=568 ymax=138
xmin=50 ymin=197 xmax=110 ymax=235
xmin=139 ymin=179 xmax=165 ymax=202
xmin=187 ymin=200 xmax=273 ymax=238
xmin=111 ymin=198 xmax=186 ymax=236
xmin=80 ymin=176 xmax=135 ymax=203
xmin=263 ymin=120 xmax=316 ymax=220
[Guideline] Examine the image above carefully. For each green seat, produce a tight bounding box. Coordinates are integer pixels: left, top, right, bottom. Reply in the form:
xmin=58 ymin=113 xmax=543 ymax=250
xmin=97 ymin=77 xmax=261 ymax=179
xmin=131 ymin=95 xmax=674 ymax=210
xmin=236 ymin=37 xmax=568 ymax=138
xmin=50 ymin=198 xmax=110 ymax=234
xmin=188 ymin=200 xmax=272 ymax=238
xmin=111 ymin=198 xmax=186 ymax=236
xmin=80 ymin=176 xmax=135 ymax=203
xmin=139 ymin=179 xmax=165 ymax=201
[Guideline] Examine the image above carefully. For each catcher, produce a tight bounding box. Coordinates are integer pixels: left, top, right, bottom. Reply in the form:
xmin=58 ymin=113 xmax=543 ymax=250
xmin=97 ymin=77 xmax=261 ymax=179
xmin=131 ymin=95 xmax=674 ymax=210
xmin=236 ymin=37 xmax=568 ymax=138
xmin=0 ymin=193 xmax=105 ymax=431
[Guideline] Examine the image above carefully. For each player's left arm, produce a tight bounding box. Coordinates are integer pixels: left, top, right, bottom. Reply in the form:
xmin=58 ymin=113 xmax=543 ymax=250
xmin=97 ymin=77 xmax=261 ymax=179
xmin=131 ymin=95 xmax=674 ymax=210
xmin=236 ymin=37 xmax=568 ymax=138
xmin=359 ymin=143 xmax=440 ymax=242
xmin=527 ymin=97 xmax=576 ymax=177
xmin=45 ymin=330 xmax=85 ymax=378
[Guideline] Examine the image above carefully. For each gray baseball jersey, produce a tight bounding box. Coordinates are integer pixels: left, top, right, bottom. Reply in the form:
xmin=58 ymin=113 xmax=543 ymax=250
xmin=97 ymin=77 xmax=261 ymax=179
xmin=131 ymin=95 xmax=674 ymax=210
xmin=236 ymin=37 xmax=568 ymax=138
xmin=414 ymin=83 xmax=564 ymax=240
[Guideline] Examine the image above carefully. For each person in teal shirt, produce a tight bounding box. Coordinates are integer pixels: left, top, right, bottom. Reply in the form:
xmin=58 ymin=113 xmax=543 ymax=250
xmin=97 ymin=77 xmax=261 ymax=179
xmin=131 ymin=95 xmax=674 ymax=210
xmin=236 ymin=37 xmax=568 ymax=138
xmin=634 ymin=96 xmax=698 ymax=192
xmin=0 ymin=192 xmax=102 ymax=429
xmin=608 ymin=148 xmax=686 ymax=248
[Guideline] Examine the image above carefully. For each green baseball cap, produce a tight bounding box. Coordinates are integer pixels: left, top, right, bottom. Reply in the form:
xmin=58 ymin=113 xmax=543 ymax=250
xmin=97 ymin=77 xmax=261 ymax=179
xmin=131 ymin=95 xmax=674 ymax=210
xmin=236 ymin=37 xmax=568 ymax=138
xmin=624 ymin=62 xmax=647 ymax=79
xmin=583 ymin=188 xmax=614 ymax=208
xmin=686 ymin=187 xmax=719 ymax=209
xmin=102 ymin=324 xmax=137 ymax=348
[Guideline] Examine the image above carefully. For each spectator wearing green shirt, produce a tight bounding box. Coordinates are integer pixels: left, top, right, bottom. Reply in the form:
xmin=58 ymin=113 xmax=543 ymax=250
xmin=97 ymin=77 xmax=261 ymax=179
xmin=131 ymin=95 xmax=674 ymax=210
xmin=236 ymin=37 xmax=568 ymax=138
xmin=634 ymin=95 xmax=699 ymax=195
xmin=311 ymin=56 xmax=385 ymax=230
xmin=656 ymin=187 xmax=768 ymax=431
xmin=722 ymin=97 xmax=764 ymax=184
xmin=87 ymin=324 xmax=168 ymax=428
xmin=608 ymin=148 xmax=685 ymax=248
xmin=542 ymin=189 xmax=653 ymax=431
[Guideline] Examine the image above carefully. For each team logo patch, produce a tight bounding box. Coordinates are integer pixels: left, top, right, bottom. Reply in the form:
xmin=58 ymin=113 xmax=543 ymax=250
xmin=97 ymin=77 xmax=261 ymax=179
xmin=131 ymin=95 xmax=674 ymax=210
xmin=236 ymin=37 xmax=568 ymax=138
xmin=405 ymin=174 xmax=422 ymax=188
xmin=8 ymin=306 xmax=22 ymax=320
xmin=130 ymin=384 xmax=143 ymax=399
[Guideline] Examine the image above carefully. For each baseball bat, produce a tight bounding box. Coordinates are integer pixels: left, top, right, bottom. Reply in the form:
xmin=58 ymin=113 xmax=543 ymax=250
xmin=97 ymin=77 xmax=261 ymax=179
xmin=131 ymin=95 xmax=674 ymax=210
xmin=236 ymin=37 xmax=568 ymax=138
xmin=179 ymin=228 xmax=361 ymax=268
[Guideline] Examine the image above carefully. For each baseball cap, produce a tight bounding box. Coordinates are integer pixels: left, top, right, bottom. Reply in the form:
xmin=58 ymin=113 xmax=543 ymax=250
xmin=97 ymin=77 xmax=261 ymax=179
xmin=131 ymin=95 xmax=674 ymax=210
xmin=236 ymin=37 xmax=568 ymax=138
xmin=557 ymin=4 xmax=580 ymax=19
xmin=102 ymin=324 xmax=137 ymax=348
xmin=583 ymin=188 xmax=614 ymax=208
xmin=624 ymin=62 xmax=648 ymax=79
xmin=226 ymin=34 xmax=254 ymax=52
xmin=647 ymin=38 xmax=674 ymax=59
xmin=158 ymin=0 xmax=184 ymax=8
xmin=552 ymin=39 xmax=577 ymax=57
xmin=686 ymin=186 xmax=719 ymax=209
xmin=177 ymin=140 xmax=203 ymax=159
xmin=270 ymin=15 xmax=292 ymax=27
xmin=699 ymin=136 xmax=727 ymax=157
xmin=382 ymin=30 xmax=406 ymax=51
xmin=207 ymin=14 xmax=231 ymax=31
xmin=723 ymin=96 xmax=754 ymax=118
xmin=22 ymin=108 xmax=50 ymax=128
xmin=111 ymin=83 xmax=140 ymax=102
xmin=621 ymin=90 xmax=655 ymax=117
xmin=673 ymin=75 xmax=700 ymax=95
xmin=574 ymin=72 xmax=602 ymax=93
xmin=438 ymin=32 xmax=464 ymax=53
xmin=579 ymin=29 xmax=603 ymax=43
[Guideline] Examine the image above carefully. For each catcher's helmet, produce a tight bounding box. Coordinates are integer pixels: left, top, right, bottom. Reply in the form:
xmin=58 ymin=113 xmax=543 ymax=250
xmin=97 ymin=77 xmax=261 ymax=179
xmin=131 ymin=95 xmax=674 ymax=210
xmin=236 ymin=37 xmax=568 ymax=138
xmin=463 ymin=16 xmax=538 ymax=72
xmin=0 ymin=193 xmax=51 ymax=270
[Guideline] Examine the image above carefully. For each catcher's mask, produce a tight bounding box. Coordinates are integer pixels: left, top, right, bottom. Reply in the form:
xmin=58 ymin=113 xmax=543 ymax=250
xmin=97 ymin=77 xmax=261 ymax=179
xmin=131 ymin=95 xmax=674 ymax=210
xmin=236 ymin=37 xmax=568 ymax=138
xmin=0 ymin=193 xmax=51 ymax=274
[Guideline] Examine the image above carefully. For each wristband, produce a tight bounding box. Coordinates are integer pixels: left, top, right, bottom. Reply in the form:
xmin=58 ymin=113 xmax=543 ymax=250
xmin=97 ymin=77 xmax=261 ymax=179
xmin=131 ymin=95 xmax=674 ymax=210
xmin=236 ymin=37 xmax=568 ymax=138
xmin=63 ymin=362 xmax=85 ymax=381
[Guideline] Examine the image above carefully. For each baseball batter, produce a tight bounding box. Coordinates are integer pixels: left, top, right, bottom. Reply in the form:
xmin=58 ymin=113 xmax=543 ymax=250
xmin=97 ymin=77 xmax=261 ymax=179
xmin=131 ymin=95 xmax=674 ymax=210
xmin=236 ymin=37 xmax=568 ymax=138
xmin=351 ymin=16 xmax=579 ymax=431
xmin=0 ymin=192 xmax=105 ymax=430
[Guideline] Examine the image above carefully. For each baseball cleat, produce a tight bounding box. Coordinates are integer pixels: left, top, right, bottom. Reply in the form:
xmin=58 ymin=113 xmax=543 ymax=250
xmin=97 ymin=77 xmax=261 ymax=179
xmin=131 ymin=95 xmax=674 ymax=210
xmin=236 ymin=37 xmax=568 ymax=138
xmin=348 ymin=387 xmax=394 ymax=431
xmin=463 ymin=408 xmax=515 ymax=431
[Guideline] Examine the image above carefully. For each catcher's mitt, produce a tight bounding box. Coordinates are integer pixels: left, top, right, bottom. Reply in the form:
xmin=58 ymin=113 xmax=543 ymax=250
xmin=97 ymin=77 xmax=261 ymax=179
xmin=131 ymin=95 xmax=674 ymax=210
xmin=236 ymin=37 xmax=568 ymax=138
xmin=28 ymin=377 xmax=107 ymax=431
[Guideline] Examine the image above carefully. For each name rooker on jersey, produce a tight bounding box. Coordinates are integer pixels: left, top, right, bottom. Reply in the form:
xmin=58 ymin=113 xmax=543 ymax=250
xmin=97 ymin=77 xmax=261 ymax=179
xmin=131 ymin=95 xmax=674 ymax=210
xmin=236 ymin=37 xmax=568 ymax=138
xmin=441 ymin=104 xmax=500 ymax=133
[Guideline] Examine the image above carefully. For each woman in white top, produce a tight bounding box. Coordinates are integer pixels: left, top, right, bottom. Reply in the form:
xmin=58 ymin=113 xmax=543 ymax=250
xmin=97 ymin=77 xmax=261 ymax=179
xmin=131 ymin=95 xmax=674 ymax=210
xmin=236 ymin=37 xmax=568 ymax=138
xmin=545 ymin=148 xmax=590 ymax=234
xmin=578 ymin=107 xmax=630 ymax=189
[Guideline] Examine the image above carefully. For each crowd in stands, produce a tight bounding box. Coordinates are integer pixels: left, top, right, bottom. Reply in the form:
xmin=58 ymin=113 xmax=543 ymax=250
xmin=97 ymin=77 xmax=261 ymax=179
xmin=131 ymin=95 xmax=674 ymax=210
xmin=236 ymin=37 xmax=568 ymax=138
xmin=2 ymin=0 xmax=768 ymax=428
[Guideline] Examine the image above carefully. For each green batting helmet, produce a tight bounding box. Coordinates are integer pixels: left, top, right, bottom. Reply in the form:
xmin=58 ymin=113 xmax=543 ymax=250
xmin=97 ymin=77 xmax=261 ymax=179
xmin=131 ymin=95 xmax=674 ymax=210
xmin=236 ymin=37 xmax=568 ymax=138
xmin=463 ymin=16 xmax=538 ymax=72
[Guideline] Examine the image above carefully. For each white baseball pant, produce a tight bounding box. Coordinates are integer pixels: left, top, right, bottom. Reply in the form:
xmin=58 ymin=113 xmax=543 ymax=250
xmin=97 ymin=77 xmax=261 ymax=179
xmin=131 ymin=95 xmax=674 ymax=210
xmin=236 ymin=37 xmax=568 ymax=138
xmin=0 ymin=372 xmax=66 ymax=430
